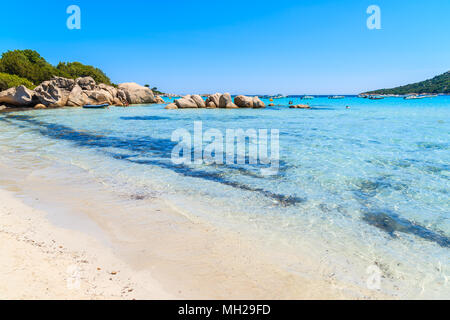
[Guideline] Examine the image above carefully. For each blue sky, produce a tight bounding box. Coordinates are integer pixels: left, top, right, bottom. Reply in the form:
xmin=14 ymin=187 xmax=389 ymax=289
xmin=1 ymin=0 xmax=449 ymax=94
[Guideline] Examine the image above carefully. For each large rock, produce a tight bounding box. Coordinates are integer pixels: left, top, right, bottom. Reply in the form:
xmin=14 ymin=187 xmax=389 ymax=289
xmin=67 ymin=85 xmax=87 ymax=106
xmin=206 ymin=101 xmax=217 ymax=108
xmin=53 ymin=76 xmax=76 ymax=91
xmin=83 ymin=90 xmax=113 ymax=105
xmin=234 ymin=95 xmax=254 ymax=108
xmin=76 ymin=77 xmax=96 ymax=90
xmin=117 ymin=82 xmax=156 ymax=104
xmin=205 ymin=93 xmax=221 ymax=108
xmin=175 ymin=97 xmax=198 ymax=108
xmin=155 ymin=96 xmax=165 ymax=104
xmin=165 ymin=103 xmax=178 ymax=109
xmin=219 ymin=93 xmax=238 ymax=108
xmin=252 ymin=96 xmax=265 ymax=108
xmin=191 ymin=94 xmax=206 ymax=108
xmin=0 ymin=85 xmax=35 ymax=106
xmin=34 ymin=77 xmax=74 ymax=107
xmin=116 ymin=89 xmax=128 ymax=105
xmin=97 ymin=83 xmax=117 ymax=102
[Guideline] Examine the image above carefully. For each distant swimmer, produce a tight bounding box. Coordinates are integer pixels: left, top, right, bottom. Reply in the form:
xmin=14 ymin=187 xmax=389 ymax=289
xmin=346 ymin=106 xmax=350 ymax=109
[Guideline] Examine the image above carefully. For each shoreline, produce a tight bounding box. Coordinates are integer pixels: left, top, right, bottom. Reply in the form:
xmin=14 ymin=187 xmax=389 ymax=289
xmin=0 ymin=153 xmax=386 ymax=300
xmin=0 ymin=187 xmax=173 ymax=299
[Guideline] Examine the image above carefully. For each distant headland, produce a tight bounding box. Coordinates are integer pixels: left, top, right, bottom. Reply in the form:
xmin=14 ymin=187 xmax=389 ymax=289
xmin=362 ymin=71 xmax=449 ymax=95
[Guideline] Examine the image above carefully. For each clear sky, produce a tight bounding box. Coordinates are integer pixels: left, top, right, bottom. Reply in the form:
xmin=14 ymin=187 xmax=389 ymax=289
xmin=1 ymin=0 xmax=449 ymax=95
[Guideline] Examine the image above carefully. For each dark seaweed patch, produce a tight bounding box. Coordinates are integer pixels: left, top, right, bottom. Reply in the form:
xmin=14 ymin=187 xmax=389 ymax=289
xmin=120 ymin=116 xmax=171 ymax=121
xmin=362 ymin=208 xmax=450 ymax=248
xmin=1 ymin=114 xmax=303 ymax=206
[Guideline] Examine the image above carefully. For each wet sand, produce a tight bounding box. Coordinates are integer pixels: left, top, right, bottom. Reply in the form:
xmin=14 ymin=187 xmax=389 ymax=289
xmin=0 ymin=156 xmax=385 ymax=300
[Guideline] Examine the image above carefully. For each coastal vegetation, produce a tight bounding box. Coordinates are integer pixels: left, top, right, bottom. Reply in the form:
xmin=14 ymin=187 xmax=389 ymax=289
xmin=0 ymin=73 xmax=35 ymax=91
xmin=56 ymin=62 xmax=111 ymax=85
xmin=364 ymin=71 xmax=449 ymax=95
xmin=0 ymin=49 xmax=112 ymax=89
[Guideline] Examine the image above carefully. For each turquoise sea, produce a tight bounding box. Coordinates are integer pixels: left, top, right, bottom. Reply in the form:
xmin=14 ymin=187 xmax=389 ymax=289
xmin=0 ymin=96 xmax=449 ymax=298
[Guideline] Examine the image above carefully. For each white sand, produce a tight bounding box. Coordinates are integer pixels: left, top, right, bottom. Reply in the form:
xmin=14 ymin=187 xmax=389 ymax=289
xmin=0 ymin=155 xmax=388 ymax=300
xmin=0 ymin=188 xmax=172 ymax=299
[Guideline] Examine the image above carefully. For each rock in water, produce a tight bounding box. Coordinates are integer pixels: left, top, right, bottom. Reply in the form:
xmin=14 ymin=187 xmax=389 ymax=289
xmin=234 ymin=95 xmax=254 ymax=108
xmin=175 ymin=97 xmax=198 ymax=108
xmin=155 ymin=96 xmax=166 ymax=104
xmin=34 ymin=104 xmax=46 ymax=109
xmin=118 ymin=82 xmax=156 ymax=104
xmin=290 ymin=104 xmax=311 ymax=109
xmin=0 ymin=85 xmax=36 ymax=106
xmin=206 ymin=101 xmax=217 ymax=108
xmin=165 ymin=103 xmax=178 ymax=109
xmin=205 ymin=93 xmax=221 ymax=108
xmin=252 ymin=96 xmax=265 ymax=108
xmin=219 ymin=93 xmax=238 ymax=108
xmin=191 ymin=95 xmax=206 ymax=108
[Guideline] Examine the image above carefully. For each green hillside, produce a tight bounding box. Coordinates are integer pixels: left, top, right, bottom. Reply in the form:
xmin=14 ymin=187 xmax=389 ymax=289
xmin=0 ymin=49 xmax=112 ymax=88
xmin=364 ymin=71 xmax=450 ymax=95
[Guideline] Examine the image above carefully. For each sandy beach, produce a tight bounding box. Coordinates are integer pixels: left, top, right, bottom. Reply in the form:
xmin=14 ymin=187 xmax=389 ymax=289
xmin=0 ymin=151 xmax=387 ymax=300
xmin=0 ymin=188 xmax=173 ymax=299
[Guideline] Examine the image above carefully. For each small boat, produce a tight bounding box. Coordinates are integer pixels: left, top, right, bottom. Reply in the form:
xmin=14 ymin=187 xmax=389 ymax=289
xmin=329 ymin=96 xmax=345 ymax=99
xmin=369 ymin=96 xmax=384 ymax=100
xmin=83 ymin=103 xmax=109 ymax=109
xmin=404 ymin=94 xmax=437 ymax=100
xmin=302 ymin=96 xmax=314 ymax=99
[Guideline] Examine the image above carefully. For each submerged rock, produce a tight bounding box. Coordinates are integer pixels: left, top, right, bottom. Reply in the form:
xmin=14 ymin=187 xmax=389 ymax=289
xmin=165 ymin=103 xmax=178 ymax=109
xmin=290 ymin=104 xmax=311 ymax=109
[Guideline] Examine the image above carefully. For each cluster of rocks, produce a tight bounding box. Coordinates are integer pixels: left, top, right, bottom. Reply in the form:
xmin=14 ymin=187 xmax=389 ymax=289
xmin=289 ymin=104 xmax=311 ymax=109
xmin=165 ymin=93 xmax=265 ymax=110
xmin=0 ymin=76 xmax=165 ymax=109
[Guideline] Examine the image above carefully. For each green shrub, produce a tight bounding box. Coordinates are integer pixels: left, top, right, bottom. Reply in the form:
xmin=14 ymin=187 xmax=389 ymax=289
xmin=56 ymin=62 xmax=111 ymax=85
xmin=0 ymin=72 xmax=35 ymax=91
xmin=0 ymin=49 xmax=112 ymax=86
xmin=0 ymin=50 xmax=62 ymax=84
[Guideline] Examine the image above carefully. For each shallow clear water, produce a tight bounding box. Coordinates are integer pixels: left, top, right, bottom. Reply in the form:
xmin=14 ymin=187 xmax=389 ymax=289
xmin=1 ymin=96 xmax=449 ymax=298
